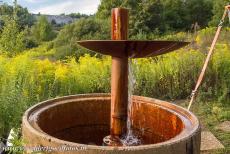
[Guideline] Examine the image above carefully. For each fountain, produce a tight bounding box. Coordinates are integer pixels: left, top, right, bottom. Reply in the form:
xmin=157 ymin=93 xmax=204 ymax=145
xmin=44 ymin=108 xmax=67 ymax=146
xmin=22 ymin=8 xmax=201 ymax=154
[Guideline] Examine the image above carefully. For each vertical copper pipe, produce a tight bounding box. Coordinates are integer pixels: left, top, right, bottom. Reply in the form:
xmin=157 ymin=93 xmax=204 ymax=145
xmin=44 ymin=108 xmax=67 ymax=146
xmin=110 ymin=8 xmax=129 ymax=138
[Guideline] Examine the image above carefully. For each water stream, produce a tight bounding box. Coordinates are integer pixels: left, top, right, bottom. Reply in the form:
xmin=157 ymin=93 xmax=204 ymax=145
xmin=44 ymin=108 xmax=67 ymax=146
xmin=121 ymin=59 xmax=141 ymax=146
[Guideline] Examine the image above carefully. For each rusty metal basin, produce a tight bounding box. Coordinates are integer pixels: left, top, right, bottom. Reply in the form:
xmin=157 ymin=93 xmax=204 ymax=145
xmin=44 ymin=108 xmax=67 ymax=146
xmin=77 ymin=40 xmax=189 ymax=58
xmin=22 ymin=94 xmax=201 ymax=154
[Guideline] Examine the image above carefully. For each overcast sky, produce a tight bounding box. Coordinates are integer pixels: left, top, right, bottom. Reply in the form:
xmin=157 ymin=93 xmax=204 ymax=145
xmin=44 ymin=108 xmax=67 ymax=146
xmin=2 ymin=0 xmax=101 ymax=15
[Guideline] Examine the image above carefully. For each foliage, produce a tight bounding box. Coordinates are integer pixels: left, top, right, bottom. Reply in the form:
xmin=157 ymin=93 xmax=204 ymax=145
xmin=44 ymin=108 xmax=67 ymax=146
xmin=96 ymin=0 xmax=213 ymax=34
xmin=162 ymin=0 xmax=213 ymax=31
xmin=133 ymin=49 xmax=204 ymax=99
xmin=0 ymin=3 xmax=35 ymax=29
xmin=6 ymin=128 xmax=24 ymax=154
xmin=209 ymin=0 xmax=230 ymax=26
xmin=0 ymin=18 xmax=26 ymax=56
xmin=0 ymin=3 xmax=37 ymax=51
xmin=131 ymin=30 xmax=191 ymax=42
xmin=53 ymin=17 xmax=110 ymax=59
xmin=1 ymin=41 xmax=230 ymax=137
xmin=23 ymin=27 xmax=39 ymax=49
xmin=194 ymin=101 xmax=230 ymax=154
xmin=31 ymin=16 xmax=56 ymax=43
xmin=15 ymin=5 xmax=35 ymax=29
xmin=195 ymin=27 xmax=230 ymax=51
xmin=180 ymin=95 xmax=230 ymax=154
xmin=132 ymin=0 xmax=164 ymax=34
xmin=212 ymin=44 xmax=230 ymax=103
xmin=68 ymin=13 xmax=89 ymax=19
xmin=96 ymin=0 xmax=124 ymax=19
xmin=0 ymin=54 xmax=111 ymax=137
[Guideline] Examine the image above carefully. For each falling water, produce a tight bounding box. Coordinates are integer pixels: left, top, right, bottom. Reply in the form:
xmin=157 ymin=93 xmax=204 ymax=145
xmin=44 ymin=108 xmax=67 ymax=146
xmin=121 ymin=59 xmax=141 ymax=146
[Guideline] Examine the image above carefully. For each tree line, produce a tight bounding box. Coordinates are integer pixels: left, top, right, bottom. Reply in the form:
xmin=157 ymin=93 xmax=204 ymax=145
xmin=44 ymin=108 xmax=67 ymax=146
xmin=97 ymin=0 xmax=229 ymax=35
xmin=0 ymin=0 xmax=229 ymax=57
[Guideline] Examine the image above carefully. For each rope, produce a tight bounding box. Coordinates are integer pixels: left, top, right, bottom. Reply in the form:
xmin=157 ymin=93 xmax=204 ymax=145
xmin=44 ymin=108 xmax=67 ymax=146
xmin=187 ymin=7 xmax=229 ymax=110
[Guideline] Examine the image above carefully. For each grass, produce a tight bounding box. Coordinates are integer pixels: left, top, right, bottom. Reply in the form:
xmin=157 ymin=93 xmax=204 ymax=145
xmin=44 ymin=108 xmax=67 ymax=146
xmin=179 ymin=100 xmax=230 ymax=154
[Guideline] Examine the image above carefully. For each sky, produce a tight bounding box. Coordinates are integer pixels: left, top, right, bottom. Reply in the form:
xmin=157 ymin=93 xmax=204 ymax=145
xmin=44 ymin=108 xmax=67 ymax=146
xmin=2 ymin=0 xmax=101 ymax=15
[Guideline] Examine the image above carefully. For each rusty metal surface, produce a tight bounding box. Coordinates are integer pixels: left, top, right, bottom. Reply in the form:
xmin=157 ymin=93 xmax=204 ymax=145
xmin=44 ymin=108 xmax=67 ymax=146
xmin=111 ymin=8 xmax=128 ymax=40
xmin=111 ymin=57 xmax=128 ymax=137
xmin=131 ymin=99 xmax=184 ymax=144
xmin=36 ymin=96 xmax=183 ymax=145
xmin=110 ymin=8 xmax=129 ymax=138
xmin=77 ymin=40 xmax=189 ymax=58
xmin=22 ymin=94 xmax=201 ymax=154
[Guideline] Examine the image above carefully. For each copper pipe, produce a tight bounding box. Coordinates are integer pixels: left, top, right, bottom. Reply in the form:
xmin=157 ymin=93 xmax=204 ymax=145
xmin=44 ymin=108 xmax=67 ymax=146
xmin=110 ymin=8 xmax=129 ymax=138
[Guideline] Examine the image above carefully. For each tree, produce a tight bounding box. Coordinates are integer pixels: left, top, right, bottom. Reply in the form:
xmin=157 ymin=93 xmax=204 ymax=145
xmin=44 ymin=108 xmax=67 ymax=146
xmin=16 ymin=5 xmax=35 ymax=28
xmin=96 ymin=0 xmax=124 ymax=19
xmin=32 ymin=16 xmax=56 ymax=43
xmin=96 ymin=0 xmax=214 ymax=34
xmin=185 ymin=0 xmax=213 ymax=29
xmin=53 ymin=17 xmax=110 ymax=59
xmin=209 ymin=0 xmax=229 ymax=26
xmin=68 ymin=13 xmax=89 ymax=19
xmin=0 ymin=3 xmax=35 ymax=29
xmin=0 ymin=3 xmax=13 ymax=16
xmin=0 ymin=18 xmax=25 ymax=56
xmin=132 ymin=0 xmax=163 ymax=34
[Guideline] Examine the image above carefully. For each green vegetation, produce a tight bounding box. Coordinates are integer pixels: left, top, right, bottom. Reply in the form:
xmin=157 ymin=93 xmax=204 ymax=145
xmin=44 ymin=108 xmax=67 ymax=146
xmin=52 ymin=17 xmax=110 ymax=59
xmin=97 ymin=0 xmax=213 ymax=34
xmin=189 ymin=101 xmax=230 ymax=154
xmin=31 ymin=16 xmax=56 ymax=43
xmin=0 ymin=35 xmax=230 ymax=138
xmin=0 ymin=54 xmax=110 ymax=138
xmin=177 ymin=99 xmax=230 ymax=154
xmin=68 ymin=13 xmax=90 ymax=19
xmin=210 ymin=0 xmax=230 ymax=26
xmin=0 ymin=3 xmax=35 ymax=29
xmin=0 ymin=18 xmax=25 ymax=56
xmin=0 ymin=1 xmax=230 ymax=153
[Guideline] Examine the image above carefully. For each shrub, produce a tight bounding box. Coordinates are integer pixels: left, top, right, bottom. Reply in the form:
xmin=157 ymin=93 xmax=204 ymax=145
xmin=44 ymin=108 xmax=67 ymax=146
xmin=31 ymin=16 xmax=56 ymax=43
xmin=0 ymin=18 xmax=26 ymax=56
xmin=0 ymin=54 xmax=110 ymax=137
xmin=133 ymin=49 xmax=204 ymax=99
xmin=53 ymin=17 xmax=110 ymax=59
xmin=0 ymin=43 xmax=230 ymax=138
xmin=196 ymin=27 xmax=230 ymax=52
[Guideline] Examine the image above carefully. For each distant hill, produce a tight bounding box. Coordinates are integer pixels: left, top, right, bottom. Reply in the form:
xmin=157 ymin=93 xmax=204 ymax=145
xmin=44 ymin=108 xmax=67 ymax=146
xmin=33 ymin=14 xmax=78 ymax=25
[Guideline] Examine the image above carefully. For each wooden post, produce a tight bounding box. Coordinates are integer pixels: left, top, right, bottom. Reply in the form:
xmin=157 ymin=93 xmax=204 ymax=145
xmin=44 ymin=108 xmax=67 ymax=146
xmin=110 ymin=8 xmax=129 ymax=138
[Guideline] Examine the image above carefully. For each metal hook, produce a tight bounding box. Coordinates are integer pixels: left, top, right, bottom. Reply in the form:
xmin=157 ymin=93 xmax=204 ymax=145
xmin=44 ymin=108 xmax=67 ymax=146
xmin=190 ymin=90 xmax=196 ymax=98
xmin=218 ymin=19 xmax=224 ymax=27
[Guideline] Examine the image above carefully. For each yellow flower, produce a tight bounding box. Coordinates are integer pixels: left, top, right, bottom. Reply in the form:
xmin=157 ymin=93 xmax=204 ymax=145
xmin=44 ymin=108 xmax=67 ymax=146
xmin=55 ymin=64 xmax=69 ymax=81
